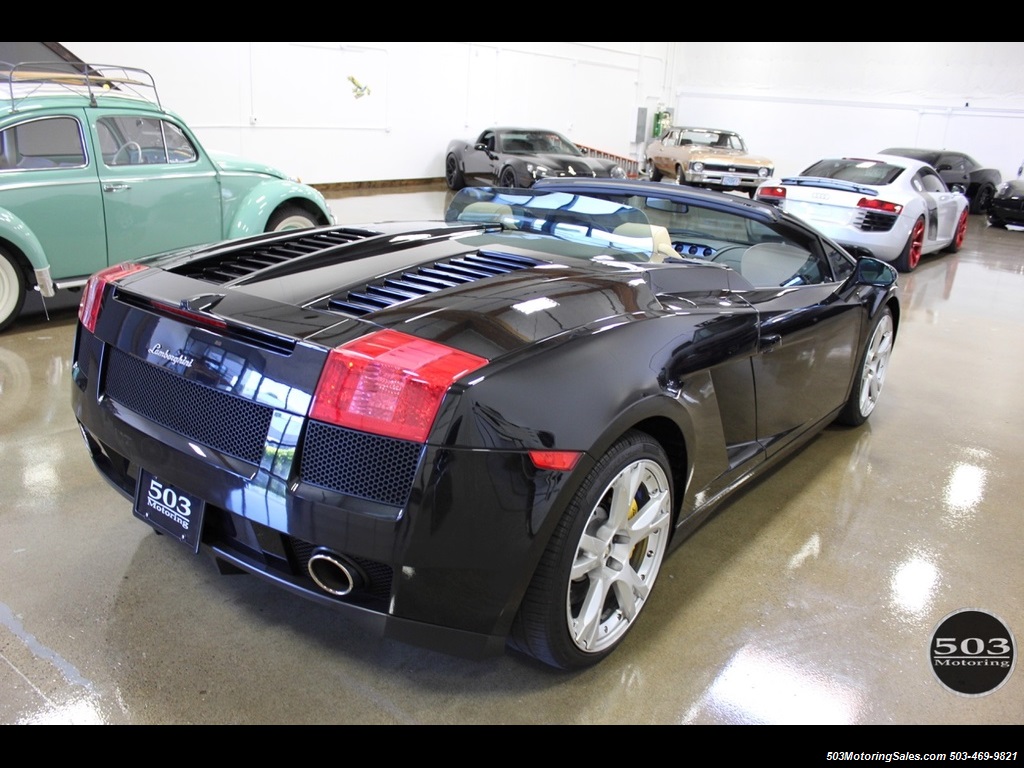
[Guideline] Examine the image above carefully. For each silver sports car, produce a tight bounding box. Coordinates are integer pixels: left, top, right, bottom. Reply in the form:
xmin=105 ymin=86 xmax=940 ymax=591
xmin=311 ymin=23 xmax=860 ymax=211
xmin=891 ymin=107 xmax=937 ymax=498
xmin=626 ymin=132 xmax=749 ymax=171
xmin=755 ymin=153 xmax=970 ymax=272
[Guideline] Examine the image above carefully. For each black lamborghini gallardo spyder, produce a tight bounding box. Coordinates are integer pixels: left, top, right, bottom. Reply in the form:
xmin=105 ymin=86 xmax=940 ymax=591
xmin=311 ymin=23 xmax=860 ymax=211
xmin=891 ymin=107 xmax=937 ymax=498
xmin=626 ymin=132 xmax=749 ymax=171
xmin=71 ymin=178 xmax=899 ymax=670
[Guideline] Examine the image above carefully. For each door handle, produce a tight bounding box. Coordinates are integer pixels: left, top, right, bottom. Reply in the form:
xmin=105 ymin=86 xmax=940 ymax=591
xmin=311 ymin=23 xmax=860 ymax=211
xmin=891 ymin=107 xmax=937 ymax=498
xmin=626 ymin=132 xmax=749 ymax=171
xmin=103 ymin=183 xmax=131 ymax=193
xmin=760 ymin=334 xmax=782 ymax=352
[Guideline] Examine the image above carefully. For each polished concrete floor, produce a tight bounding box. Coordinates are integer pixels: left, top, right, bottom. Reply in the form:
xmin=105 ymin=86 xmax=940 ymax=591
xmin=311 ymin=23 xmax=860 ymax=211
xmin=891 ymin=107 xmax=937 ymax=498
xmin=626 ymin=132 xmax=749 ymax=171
xmin=1 ymin=186 xmax=1022 ymax=724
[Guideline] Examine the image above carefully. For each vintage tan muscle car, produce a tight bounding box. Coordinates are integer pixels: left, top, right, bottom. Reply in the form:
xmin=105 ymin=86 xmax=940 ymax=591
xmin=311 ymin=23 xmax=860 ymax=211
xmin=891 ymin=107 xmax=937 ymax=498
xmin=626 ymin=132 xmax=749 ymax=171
xmin=644 ymin=126 xmax=773 ymax=197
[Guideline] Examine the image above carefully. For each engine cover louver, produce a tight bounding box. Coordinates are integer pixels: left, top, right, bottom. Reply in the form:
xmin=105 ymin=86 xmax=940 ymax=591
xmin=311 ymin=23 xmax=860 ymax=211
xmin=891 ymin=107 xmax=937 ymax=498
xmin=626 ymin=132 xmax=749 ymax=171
xmin=327 ymin=250 xmax=543 ymax=316
xmin=173 ymin=229 xmax=377 ymax=284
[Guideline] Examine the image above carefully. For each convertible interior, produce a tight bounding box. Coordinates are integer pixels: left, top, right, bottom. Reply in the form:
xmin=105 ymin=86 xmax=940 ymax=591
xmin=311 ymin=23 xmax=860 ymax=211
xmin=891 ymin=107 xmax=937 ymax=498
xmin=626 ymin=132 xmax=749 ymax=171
xmin=456 ymin=200 xmax=829 ymax=288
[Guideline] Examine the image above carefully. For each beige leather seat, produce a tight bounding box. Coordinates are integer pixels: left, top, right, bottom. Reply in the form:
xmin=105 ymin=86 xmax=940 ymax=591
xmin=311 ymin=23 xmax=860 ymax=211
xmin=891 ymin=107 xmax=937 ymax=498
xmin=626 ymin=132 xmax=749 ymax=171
xmin=612 ymin=222 xmax=676 ymax=262
xmin=458 ymin=202 xmax=514 ymax=224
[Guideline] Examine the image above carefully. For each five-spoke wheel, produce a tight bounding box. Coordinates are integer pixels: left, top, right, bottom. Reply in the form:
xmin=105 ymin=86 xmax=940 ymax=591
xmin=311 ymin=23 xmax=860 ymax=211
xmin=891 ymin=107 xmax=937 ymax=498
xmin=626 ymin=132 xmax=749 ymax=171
xmin=509 ymin=431 xmax=673 ymax=670
xmin=894 ymin=216 xmax=925 ymax=272
xmin=836 ymin=306 xmax=895 ymax=427
xmin=445 ymin=154 xmax=465 ymax=190
xmin=499 ymin=168 xmax=519 ymax=188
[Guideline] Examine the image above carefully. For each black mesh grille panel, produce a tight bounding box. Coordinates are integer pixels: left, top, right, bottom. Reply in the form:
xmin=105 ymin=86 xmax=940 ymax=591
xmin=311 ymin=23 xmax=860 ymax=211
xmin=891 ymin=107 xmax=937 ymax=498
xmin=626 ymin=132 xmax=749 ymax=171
xmin=300 ymin=421 xmax=422 ymax=507
xmin=703 ymin=162 xmax=762 ymax=173
xmin=105 ymin=348 xmax=273 ymax=465
xmin=856 ymin=210 xmax=899 ymax=233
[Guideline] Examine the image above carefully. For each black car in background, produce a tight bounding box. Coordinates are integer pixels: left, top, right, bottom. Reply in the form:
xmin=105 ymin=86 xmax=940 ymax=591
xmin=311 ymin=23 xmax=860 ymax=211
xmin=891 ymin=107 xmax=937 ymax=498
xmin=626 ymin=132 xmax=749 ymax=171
xmin=880 ymin=147 xmax=1001 ymax=214
xmin=987 ymin=163 xmax=1024 ymax=228
xmin=445 ymin=126 xmax=626 ymax=189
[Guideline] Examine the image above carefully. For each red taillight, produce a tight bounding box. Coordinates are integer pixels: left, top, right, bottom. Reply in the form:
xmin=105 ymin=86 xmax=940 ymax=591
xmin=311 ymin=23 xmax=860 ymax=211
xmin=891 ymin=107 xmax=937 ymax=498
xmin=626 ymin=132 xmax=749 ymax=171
xmin=529 ymin=450 xmax=583 ymax=471
xmin=78 ymin=263 xmax=148 ymax=333
xmin=856 ymin=197 xmax=903 ymax=215
xmin=310 ymin=329 xmax=488 ymax=443
xmin=757 ymin=186 xmax=786 ymax=200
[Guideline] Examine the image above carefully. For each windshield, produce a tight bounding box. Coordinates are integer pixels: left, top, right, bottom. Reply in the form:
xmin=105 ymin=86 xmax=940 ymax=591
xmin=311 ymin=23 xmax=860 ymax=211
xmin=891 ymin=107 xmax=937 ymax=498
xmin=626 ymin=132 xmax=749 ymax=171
xmin=672 ymin=128 xmax=744 ymax=150
xmin=800 ymin=158 xmax=905 ymax=186
xmin=499 ymin=131 xmax=582 ymax=156
xmin=446 ymin=187 xmax=657 ymax=261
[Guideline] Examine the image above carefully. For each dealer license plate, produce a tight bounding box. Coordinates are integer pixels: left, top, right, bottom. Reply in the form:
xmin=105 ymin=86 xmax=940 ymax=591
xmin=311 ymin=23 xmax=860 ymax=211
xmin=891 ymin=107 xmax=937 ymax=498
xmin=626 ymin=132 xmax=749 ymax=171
xmin=723 ymin=174 xmax=740 ymax=186
xmin=134 ymin=469 xmax=205 ymax=553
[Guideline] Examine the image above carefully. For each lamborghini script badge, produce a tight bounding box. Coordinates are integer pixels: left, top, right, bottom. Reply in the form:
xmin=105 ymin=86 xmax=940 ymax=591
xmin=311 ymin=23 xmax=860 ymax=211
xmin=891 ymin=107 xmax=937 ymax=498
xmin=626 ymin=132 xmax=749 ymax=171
xmin=148 ymin=344 xmax=194 ymax=368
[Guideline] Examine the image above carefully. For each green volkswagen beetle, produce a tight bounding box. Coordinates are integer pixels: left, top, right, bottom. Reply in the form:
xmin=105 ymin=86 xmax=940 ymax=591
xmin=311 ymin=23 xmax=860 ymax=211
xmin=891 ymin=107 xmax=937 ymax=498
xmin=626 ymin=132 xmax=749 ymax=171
xmin=0 ymin=61 xmax=335 ymax=331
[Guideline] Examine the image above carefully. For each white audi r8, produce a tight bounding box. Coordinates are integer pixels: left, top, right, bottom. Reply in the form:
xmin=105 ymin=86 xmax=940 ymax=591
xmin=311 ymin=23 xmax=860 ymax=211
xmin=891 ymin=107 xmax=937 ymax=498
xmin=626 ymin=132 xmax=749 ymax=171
xmin=755 ymin=153 xmax=970 ymax=272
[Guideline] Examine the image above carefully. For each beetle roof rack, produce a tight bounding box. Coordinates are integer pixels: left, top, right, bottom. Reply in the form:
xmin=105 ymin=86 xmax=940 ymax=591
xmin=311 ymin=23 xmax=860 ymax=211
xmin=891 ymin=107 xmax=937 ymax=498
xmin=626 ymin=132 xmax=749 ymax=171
xmin=0 ymin=61 xmax=161 ymax=110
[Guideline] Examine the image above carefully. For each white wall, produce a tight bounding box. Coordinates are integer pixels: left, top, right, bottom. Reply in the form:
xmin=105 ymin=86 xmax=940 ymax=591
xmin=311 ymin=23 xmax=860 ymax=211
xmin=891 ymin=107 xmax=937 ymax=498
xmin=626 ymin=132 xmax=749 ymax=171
xmin=671 ymin=42 xmax=1024 ymax=181
xmin=61 ymin=41 xmax=1024 ymax=186
xmin=62 ymin=42 xmax=672 ymax=186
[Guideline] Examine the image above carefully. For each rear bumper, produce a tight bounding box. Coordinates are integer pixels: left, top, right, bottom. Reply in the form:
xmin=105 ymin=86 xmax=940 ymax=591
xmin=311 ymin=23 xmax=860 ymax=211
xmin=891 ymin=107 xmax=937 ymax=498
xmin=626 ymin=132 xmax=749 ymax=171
xmin=70 ymin=324 xmax=578 ymax=660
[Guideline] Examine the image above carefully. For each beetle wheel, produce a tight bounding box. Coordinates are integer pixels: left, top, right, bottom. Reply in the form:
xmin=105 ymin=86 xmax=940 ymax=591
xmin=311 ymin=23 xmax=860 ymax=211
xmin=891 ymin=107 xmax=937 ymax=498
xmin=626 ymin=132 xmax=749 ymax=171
xmin=0 ymin=247 xmax=27 ymax=333
xmin=266 ymin=205 xmax=318 ymax=232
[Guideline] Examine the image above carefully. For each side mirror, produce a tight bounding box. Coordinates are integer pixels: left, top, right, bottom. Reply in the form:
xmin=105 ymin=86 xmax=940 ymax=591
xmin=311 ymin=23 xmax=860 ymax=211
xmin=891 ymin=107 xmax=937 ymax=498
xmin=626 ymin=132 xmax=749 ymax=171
xmin=855 ymin=257 xmax=897 ymax=287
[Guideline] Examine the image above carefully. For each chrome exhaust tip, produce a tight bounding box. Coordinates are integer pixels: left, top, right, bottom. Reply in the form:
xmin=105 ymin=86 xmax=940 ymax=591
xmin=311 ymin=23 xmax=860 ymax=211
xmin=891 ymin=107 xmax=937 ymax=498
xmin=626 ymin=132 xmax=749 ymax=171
xmin=307 ymin=548 xmax=364 ymax=596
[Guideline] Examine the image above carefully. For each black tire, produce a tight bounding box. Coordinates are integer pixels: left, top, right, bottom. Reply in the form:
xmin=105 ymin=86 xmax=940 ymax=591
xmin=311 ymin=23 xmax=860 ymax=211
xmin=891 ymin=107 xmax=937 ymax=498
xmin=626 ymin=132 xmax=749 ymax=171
xmin=988 ymin=214 xmax=1007 ymax=229
xmin=499 ymin=167 xmax=519 ymax=188
xmin=645 ymin=158 xmax=663 ymax=182
xmin=836 ymin=306 xmax=895 ymax=427
xmin=0 ymin=247 xmax=27 ymax=334
xmin=265 ymin=204 xmax=318 ymax=232
xmin=674 ymin=165 xmax=685 ymax=185
xmin=508 ymin=430 xmax=674 ymax=670
xmin=445 ymin=154 xmax=465 ymax=190
xmin=892 ymin=216 xmax=925 ymax=272
xmin=969 ymin=184 xmax=994 ymax=215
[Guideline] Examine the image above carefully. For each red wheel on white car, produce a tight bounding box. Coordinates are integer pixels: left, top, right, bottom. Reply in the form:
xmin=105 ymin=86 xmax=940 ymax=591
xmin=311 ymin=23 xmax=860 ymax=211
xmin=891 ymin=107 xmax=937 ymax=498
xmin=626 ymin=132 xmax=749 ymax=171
xmin=945 ymin=208 xmax=969 ymax=253
xmin=894 ymin=216 xmax=925 ymax=272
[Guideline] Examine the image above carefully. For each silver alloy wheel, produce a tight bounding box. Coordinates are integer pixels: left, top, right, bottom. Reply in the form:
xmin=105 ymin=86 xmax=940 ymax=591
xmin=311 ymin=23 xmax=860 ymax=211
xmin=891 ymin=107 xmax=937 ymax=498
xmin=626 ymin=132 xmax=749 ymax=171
xmin=566 ymin=457 xmax=672 ymax=654
xmin=856 ymin=310 xmax=895 ymax=419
